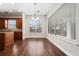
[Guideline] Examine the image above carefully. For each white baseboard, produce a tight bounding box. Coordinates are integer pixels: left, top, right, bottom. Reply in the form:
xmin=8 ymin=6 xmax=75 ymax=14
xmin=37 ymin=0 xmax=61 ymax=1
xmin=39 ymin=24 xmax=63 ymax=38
xmin=23 ymin=36 xmax=46 ymax=39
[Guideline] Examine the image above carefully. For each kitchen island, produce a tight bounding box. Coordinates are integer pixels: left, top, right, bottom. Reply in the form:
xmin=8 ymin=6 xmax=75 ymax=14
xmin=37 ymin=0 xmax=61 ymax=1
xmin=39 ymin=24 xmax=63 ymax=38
xmin=0 ymin=32 xmax=14 ymax=50
xmin=0 ymin=29 xmax=22 ymax=50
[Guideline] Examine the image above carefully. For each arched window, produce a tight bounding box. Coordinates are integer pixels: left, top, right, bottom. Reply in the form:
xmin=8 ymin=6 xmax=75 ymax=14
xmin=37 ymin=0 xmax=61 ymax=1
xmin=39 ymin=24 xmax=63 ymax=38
xmin=29 ymin=18 xmax=42 ymax=33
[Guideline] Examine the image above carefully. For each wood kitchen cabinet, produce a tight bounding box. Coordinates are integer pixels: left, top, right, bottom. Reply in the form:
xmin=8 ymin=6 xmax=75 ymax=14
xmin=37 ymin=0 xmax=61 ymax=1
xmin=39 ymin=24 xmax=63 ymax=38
xmin=0 ymin=32 xmax=14 ymax=50
xmin=16 ymin=18 xmax=22 ymax=29
xmin=5 ymin=32 xmax=14 ymax=47
xmin=0 ymin=18 xmax=22 ymax=29
xmin=0 ymin=19 xmax=5 ymax=29
xmin=14 ymin=31 xmax=22 ymax=40
xmin=0 ymin=33 xmax=5 ymax=50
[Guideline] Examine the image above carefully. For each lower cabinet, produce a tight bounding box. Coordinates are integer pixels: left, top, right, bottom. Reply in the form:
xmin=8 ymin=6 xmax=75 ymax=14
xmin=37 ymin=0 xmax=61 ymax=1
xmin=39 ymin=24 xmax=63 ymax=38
xmin=5 ymin=32 xmax=14 ymax=47
xmin=0 ymin=33 xmax=5 ymax=50
xmin=0 ymin=31 xmax=22 ymax=50
xmin=14 ymin=31 xmax=22 ymax=40
xmin=0 ymin=32 xmax=14 ymax=50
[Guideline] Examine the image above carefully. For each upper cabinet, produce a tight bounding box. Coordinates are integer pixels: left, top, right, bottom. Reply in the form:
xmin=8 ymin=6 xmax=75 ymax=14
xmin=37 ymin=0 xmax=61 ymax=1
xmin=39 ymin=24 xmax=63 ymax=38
xmin=0 ymin=18 xmax=22 ymax=29
xmin=0 ymin=19 xmax=5 ymax=29
xmin=16 ymin=18 xmax=22 ymax=29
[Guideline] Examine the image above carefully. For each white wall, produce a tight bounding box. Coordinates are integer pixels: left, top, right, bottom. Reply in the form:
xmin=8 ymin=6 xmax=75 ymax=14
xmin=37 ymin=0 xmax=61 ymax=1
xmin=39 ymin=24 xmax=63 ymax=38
xmin=22 ymin=14 xmax=47 ymax=39
xmin=47 ymin=3 xmax=63 ymax=18
xmin=22 ymin=13 xmax=27 ymax=39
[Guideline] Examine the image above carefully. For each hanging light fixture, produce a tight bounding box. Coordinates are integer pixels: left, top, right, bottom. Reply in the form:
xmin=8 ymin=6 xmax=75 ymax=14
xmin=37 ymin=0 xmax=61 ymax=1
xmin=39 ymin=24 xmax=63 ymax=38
xmin=32 ymin=3 xmax=39 ymax=20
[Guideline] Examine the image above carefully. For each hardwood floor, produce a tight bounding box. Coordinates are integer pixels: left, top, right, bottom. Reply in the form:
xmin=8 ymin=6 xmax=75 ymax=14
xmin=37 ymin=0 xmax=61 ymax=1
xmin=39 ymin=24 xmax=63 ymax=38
xmin=0 ymin=38 xmax=66 ymax=56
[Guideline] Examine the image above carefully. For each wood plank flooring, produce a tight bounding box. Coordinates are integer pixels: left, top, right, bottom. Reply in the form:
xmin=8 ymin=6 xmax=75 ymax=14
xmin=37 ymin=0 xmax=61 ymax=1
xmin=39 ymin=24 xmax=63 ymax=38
xmin=0 ymin=38 xmax=66 ymax=56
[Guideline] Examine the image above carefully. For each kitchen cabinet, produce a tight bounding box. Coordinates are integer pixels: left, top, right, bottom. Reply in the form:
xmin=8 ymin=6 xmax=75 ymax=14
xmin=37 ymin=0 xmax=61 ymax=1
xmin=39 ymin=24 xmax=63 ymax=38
xmin=5 ymin=32 xmax=14 ymax=46
xmin=0 ymin=33 xmax=5 ymax=50
xmin=16 ymin=18 xmax=22 ymax=29
xmin=0 ymin=19 xmax=5 ymax=29
xmin=14 ymin=31 xmax=22 ymax=40
xmin=0 ymin=32 xmax=14 ymax=50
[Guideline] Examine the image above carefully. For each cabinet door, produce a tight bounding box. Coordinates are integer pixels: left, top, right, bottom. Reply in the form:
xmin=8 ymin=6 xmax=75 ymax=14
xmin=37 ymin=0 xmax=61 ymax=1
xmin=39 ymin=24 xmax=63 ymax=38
xmin=16 ymin=18 xmax=22 ymax=29
xmin=0 ymin=19 xmax=5 ymax=29
xmin=0 ymin=33 xmax=5 ymax=50
xmin=5 ymin=32 xmax=14 ymax=46
xmin=14 ymin=31 xmax=22 ymax=39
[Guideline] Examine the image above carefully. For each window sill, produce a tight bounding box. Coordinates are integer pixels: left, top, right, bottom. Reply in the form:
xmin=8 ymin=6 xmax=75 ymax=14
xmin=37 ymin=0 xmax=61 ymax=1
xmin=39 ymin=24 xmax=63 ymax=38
xmin=48 ymin=34 xmax=79 ymax=46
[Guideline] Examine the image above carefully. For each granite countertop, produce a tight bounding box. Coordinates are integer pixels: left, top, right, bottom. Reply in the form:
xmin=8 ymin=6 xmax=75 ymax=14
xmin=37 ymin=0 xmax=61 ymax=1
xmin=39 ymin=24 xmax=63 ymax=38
xmin=0 ymin=29 xmax=22 ymax=32
xmin=0 ymin=31 xmax=14 ymax=33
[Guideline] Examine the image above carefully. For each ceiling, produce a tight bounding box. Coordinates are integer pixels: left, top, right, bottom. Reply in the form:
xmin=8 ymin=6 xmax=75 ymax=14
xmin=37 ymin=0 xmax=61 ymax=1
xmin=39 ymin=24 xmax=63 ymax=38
xmin=0 ymin=3 xmax=55 ymax=16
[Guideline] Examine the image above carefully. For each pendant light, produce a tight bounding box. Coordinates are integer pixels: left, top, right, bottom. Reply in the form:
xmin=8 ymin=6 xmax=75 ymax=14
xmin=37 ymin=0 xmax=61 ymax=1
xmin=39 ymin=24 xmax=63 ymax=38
xmin=32 ymin=3 xmax=39 ymax=20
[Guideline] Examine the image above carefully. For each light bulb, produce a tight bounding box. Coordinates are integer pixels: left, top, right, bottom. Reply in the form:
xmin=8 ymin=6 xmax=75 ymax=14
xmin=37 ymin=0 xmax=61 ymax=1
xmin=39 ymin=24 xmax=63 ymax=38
xmin=36 ymin=17 xmax=39 ymax=20
xmin=32 ymin=17 xmax=34 ymax=19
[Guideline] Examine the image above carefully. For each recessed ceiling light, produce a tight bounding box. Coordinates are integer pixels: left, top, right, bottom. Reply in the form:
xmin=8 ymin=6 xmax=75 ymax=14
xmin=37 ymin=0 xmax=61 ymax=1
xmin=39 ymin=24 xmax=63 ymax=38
xmin=4 ymin=12 xmax=8 ymax=14
xmin=18 ymin=8 xmax=22 ymax=12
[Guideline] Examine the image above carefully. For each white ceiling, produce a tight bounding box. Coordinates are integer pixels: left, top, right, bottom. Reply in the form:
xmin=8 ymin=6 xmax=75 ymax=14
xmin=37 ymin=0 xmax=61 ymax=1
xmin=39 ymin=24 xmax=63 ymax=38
xmin=0 ymin=3 xmax=56 ymax=16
